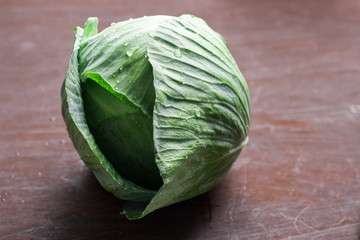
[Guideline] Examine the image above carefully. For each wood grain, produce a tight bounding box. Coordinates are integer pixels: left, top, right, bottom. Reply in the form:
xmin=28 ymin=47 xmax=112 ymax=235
xmin=1 ymin=0 xmax=359 ymax=239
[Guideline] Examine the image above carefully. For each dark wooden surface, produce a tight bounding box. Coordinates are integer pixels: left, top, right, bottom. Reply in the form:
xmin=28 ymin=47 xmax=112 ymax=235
xmin=1 ymin=0 xmax=360 ymax=239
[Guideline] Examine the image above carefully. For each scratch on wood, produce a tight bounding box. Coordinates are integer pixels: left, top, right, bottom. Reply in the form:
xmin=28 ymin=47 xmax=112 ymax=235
xmin=292 ymin=157 xmax=302 ymax=174
xmin=285 ymin=223 xmax=360 ymax=240
xmin=243 ymin=164 xmax=247 ymax=191
xmin=279 ymin=205 xmax=316 ymax=233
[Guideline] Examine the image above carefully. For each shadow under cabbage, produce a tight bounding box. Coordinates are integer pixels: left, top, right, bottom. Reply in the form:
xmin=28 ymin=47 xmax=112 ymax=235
xmin=50 ymin=170 xmax=214 ymax=240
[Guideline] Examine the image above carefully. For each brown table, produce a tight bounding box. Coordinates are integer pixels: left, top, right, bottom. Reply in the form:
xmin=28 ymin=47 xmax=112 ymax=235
xmin=1 ymin=0 xmax=359 ymax=239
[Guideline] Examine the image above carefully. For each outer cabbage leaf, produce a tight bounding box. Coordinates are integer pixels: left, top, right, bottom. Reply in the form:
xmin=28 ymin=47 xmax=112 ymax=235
xmin=61 ymin=21 xmax=156 ymax=202
xmin=77 ymin=17 xmax=171 ymax=190
xmin=123 ymin=15 xmax=250 ymax=219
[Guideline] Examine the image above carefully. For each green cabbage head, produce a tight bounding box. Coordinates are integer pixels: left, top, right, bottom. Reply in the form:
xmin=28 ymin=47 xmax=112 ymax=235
xmin=61 ymin=15 xmax=250 ymax=220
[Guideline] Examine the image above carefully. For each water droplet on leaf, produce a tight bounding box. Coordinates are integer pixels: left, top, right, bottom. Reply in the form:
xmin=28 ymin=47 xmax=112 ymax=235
xmin=180 ymin=75 xmax=185 ymax=84
xmin=126 ymin=47 xmax=138 ymax=57
xmin=194 ymin=109 xmax=201 ymax=117
xmin=174 ymin=49 xmax=182 ymax=58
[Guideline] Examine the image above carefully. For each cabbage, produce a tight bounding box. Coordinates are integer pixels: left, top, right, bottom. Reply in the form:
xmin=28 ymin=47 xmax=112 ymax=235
xmin=61 ymin=15 xmax=250 ymax=220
